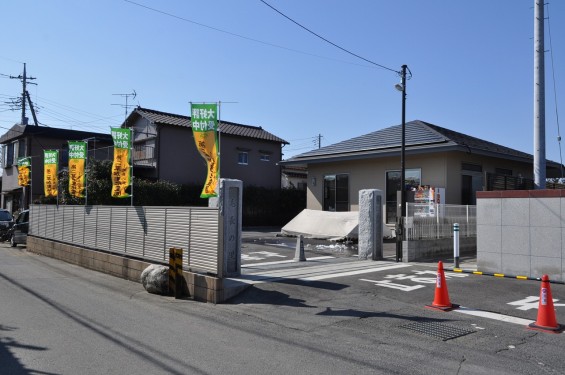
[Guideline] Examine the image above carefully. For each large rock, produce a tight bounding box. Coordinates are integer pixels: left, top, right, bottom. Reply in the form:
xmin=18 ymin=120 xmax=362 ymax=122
xmin=141 ymin=264 xmax=169 ymax=295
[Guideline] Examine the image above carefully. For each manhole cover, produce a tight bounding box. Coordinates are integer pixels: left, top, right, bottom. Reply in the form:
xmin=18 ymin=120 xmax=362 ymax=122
xmin=399 ymin=321 xmax=475 ymax=341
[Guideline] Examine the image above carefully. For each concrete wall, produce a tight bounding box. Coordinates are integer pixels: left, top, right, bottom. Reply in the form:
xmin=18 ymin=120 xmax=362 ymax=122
xmin=26 ymin=236 xmax=239 ymax=303
xmin=477 ymin=190 xmax=565 ymax=282
xmin=403 ymin=237 xmax=476 ymax=262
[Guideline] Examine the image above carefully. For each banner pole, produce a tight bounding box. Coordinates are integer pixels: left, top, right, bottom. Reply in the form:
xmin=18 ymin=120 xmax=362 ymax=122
xmin=85 ymin=141 xmax=89 ymax=206
xmin=130 ymin=127 xmax=133 ymax=207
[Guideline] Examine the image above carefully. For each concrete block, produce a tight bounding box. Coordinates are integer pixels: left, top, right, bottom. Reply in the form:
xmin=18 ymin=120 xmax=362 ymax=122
xmin=531 ymin=256 xmax=562 ymax=282
xmin=477 ymin=198 xmax=501 ymax=226
xmin=501 ymin=198 xmax=529 ymax=227
xmin=477 ymin=251 xmax=502 ymax=273
xmin=477 ymin=224 xmax=502 ymax=253
xmin=530 ymin=197 xmax=561 ymax=228
xmin=501 ymin=254 xmax=530 ymax=277
xmin=93 ymin=259 xmax=105 ymax=271
xmin=501 ymin=226 xmax=530 ymax=259
xmin=530 ymin=227 xmax=561 ymax=258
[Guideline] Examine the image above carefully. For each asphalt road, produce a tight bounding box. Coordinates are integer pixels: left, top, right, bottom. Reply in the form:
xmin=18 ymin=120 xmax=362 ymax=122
xmin=1 ymin=232 xmax=565 ymax=374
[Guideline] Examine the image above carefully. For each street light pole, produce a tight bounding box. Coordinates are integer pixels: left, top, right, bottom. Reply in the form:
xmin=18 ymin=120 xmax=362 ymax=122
xmin=396 ymin=64 xmax=407 ymax=263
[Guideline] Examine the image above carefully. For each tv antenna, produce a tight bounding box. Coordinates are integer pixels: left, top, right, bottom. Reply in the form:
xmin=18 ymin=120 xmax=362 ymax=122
xmin=112 ymin=90 xmax=137 ymax=126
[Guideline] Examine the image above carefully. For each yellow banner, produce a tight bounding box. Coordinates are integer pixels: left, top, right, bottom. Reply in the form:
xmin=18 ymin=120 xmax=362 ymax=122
xmin=111 ymin=148 xmax=131 ymax=198
xmin=191 ymin=103 xmax=219 ymax=198
xmin=69 ymin=158 xmax=85 ymax=198
xmin=17 ymin=165 xmax=30 ymax=187
xmin=44 ymin=164 xmax=58 ymax=197
xmin=193 ymin=131 xmax=219 ymax=198
xmin=44 ymin=150 xmax=58 ymax=197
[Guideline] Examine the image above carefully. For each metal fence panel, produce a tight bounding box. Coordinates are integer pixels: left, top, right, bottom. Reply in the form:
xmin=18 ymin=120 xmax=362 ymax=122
xmin=96 ymin=206 xmax=112 ymax=251
xmin=62 ymin=206 xmax=74 ymax=243
xmin=405 ymin=203 xmax=476 ymax=240
xmin=163 ymin=208 xmax=191 ymax=265
xmin=29 ymin=204 xmax=220 ymax=275
xmin=144 ymin=208 xmax=167 ymax=262
xmin=109 ymin=207 xmax=128 ymax=255
xmin=72 ymin=206 xmax=85 ymax=245
xmin=125 ymin=207 xmax=146 ymax=258
xmin=189 ymin=209 xmax=219 ymax=273
xmin=83 ymin=207 xmax=98 ymax=248
xmin=52 ymin=206 xmax=64 ymax=241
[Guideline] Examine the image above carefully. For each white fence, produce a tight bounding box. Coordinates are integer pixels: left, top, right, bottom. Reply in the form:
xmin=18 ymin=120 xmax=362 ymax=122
xmin=29 ymin=204 xmax=220 ymax=275
xmin=404 ymin=203 xmax=476 ymax=240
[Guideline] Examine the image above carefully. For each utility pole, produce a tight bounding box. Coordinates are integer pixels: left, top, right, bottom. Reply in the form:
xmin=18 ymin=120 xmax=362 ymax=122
xmin=534 ymin=0 xmax=546 ymax=189
xmin=10 ymin=63 xmax=37 ymax=126
xmin=318 ymin=134 xmax=322 ymax=149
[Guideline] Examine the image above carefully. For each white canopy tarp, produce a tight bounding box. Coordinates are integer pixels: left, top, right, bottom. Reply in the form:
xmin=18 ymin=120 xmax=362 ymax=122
xmin=281 ymin=209 xmax=359 ymax=240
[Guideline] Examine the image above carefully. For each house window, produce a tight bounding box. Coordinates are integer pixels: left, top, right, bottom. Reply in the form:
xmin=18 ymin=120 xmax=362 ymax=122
xmin=323 ymin=174 xmax=349 ymax=211
xmin=385 ymin=169 xmax=421 ymax=223
xmin=5 ymin=142 xmax=14 ymax=167
xmin=462 ymin=163 xmax=482 ymax=172
xmin=495 ymin=168 xmax=512 ymax=176
xmin=260 ymin=154 xmax=270 ymax=162
xmin=17 ymin=139 xmax=26 ymax=158
xmin=60 ymin=143 xmax=69 ymax=167
xmin=238 ymin=152 xmax=248 ymax=165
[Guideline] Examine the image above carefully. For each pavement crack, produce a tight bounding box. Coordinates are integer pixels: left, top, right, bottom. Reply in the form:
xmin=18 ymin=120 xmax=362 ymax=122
xmin=456 ymin=355 xmax=466 ymax=375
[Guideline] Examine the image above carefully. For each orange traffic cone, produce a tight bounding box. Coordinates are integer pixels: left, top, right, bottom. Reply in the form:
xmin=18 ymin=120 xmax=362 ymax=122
xmin=528 ymin=275 xmax=564 ymax=333
xmin=426 ymin=261 xmax=458 ymax=311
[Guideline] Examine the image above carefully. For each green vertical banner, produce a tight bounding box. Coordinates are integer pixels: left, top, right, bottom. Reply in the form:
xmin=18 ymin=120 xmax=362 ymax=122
xmin=110 ymin=127 xmax=131 ymax=198
xmin=17 ymin=156 xmax=31 ymax=187
xmin=191 ymin=103 xmax=219 ymax=198
xmin=68 ymin=141 xmax=87 ymax=198
xmin=44 ymin=150 xmax=59 ymax=198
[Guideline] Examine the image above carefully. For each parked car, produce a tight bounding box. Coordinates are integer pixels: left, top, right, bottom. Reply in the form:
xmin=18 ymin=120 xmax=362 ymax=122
xmin=10 ymin=210 xmax=29 ymax=247
xmin=0 ymin=209 xmax=14 ymax=242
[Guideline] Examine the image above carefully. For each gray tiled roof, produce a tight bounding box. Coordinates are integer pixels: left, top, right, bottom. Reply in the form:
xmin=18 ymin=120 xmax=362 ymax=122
xmin=0 ymin=123 xmax=112 ymax=144
xmin=281 ymin=120 xmax=559 ymax=166
xmin=132 ymin=107 xmax=288 ymax=144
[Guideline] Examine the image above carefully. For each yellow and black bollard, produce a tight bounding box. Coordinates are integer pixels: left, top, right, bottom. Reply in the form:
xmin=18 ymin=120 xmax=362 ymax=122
xmin=175 ymin=248 xmax=183 ymax=299
xmin=169 ymin=248 xmax=177 ymax=297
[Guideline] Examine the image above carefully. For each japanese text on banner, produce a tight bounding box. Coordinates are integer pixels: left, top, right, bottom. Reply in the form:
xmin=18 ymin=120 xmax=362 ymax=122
xmin=191 ymin=103 xmax=219 ymax=198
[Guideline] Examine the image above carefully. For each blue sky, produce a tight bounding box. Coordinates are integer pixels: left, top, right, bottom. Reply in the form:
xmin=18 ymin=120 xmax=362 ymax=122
xmin=1 ymin=0 xmax=564 ymax=163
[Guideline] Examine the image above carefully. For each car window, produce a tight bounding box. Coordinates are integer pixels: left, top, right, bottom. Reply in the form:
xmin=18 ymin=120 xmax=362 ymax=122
xmin=17 ymin=212 xmax=28 ymax=224
xmin=0 ymin=211 xmax=12 ymax=221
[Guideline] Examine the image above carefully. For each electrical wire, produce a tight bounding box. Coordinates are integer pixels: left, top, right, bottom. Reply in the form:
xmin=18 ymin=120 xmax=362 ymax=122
xmin=123 ymin=0 xmax=377 ymax=69
xmin=546 ymin=3 xmax=563 ymax=178
xmin=258 ymin=0 xmax=399 ymax=74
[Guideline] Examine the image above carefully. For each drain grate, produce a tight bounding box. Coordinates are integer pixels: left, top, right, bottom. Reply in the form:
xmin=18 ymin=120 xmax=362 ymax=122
xmin=399 ymin=321 xmax=476 ymax=341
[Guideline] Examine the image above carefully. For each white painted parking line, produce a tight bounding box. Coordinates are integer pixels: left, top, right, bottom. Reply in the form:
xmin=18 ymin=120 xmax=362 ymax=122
xmin=360 ymin=278 xmax=426 ymax=291
xmin=242 ymin=256 xmax=335 ymax=268
xmin=237 ymin=262 xmax=411 ymax=284
xmin=455 ymin=306 xmax=534 ymax=326
xmin=301 ymin=264 xmax=411 ymax=281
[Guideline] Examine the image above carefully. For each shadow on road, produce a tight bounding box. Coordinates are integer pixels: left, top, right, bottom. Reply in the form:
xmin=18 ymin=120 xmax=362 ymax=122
xmin=0 ymin=325 xmax=55 ymax=375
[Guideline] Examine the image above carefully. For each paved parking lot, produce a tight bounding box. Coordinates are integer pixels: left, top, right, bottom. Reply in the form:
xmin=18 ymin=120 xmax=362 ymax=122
xmin=238 ymin=228 xmax=565 ymax=328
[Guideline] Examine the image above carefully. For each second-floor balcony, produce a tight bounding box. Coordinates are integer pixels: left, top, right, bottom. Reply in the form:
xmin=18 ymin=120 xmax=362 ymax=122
xmin=133 ymin=144 xmax=156 ymax=168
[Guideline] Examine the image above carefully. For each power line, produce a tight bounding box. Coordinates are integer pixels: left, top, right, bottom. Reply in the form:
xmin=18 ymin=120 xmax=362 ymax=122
xmin=123 ymin=0 xmax=376 ymax=69
xmin=259 ymin=0 xmax=399 ymax=74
